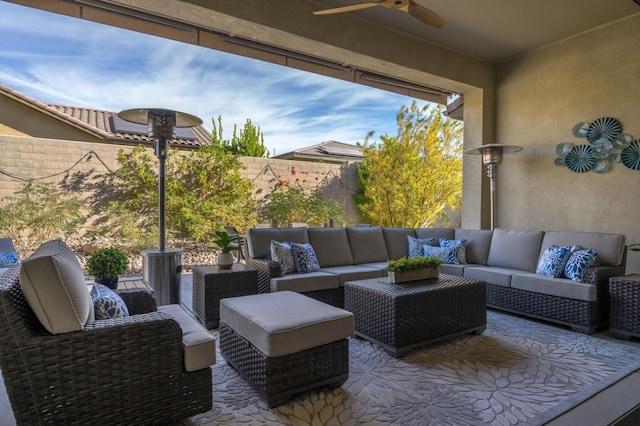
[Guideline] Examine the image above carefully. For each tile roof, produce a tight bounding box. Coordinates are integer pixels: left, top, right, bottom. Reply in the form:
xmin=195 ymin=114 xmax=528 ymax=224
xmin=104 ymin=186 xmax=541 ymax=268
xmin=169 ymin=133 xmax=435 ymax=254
xmin=274 ymin=140 xmax=364 ymax=163
xmin=0 ymin=83 xmax=211 ymax=148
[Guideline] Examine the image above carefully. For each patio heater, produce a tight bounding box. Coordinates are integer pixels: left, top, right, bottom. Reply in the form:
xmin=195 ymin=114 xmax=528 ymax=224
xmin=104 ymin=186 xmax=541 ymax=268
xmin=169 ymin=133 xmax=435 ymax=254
xmin=117 ymin=108 xmax=202 ymax=305
xmin=464 ymin=144 xmax=523 ymax=230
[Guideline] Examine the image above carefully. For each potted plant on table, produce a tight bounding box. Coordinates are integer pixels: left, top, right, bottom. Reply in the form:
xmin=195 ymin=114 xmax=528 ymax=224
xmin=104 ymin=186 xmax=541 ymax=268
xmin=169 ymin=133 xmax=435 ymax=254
xmin=387 ymin=255 xmax=444 ymax=283
xmin=85 ymin=247 xmax=129 ymax=290
xmin=211 ymin=230 xmax=241 ymax=269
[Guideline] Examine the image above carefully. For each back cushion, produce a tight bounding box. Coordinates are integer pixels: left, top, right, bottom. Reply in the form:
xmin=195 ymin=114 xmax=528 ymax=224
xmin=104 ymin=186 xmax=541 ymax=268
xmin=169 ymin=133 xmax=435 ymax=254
xmin=246 ymin=228 xmax=309 ymax=259
xmin=415 ymin=228 xmax=455 ymax=246
xmin=454 ymin=229 xmax=494 ymax=265
xmin=540 ymin=231 xmax=625 ymax=266
xmin=308 ymin=228 xmax=354 ymax=267
xmin=347 ymin=227 xmax=389 ymax=264
xmin=20 ymin=239 xmax=94 ymax=334
xmin=382 ymin=228 xmax=416 ymax=260
xmin=487 ymin=228 xmax=544 ymax=272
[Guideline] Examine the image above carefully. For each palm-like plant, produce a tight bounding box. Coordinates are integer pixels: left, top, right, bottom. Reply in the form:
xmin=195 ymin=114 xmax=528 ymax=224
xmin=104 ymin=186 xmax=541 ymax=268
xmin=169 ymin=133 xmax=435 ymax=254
xmin=211 ymin=230 xmax=241 ymax=253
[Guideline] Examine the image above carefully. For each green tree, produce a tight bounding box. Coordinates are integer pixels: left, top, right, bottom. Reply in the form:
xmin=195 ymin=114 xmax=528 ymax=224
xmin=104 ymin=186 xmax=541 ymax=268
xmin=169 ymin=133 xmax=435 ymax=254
xmin=95 ymin=145 xmax=256 ymax=247
xmin=355 ymin=101 xmax=462 ymax=228
xmin=211 ymin=116 xmax=270 ymax=158
xmin=260 ymin=184 xmax=345 ymax=227
xmin=0 ymin=181 xmax=86 ymax=254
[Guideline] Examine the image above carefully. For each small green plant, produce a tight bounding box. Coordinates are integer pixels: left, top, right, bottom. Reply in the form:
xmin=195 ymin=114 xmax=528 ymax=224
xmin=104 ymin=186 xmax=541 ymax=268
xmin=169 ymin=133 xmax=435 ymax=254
xmin=630 ymin=244 xmax=640 ymax=252
xmin=387 ymin=256 xmax=443 ymax=272
xmin=210 ymin=230 xmax=241 ymax=254
xmin=85 ymin=248 xmax=129 ymax=280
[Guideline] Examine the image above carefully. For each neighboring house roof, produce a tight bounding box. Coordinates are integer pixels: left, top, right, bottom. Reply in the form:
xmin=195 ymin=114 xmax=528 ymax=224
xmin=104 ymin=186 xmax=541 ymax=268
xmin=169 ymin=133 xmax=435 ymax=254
xmin=274 ymin=140 xmax=364 ymax=163
xmin=0 ymin=83 xmax=210 ymax=148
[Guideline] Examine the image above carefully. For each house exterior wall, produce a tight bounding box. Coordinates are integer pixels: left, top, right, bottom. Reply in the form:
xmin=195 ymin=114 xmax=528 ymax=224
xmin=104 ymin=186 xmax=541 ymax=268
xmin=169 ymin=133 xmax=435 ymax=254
xmin=494 ymin=14 xmax=640 ymax=273
xmin=0 ymin=135 xmax=360 ymax=229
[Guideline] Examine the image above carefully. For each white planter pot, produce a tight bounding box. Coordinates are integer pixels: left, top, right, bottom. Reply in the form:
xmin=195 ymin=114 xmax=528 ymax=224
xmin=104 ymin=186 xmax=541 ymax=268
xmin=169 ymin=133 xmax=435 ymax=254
xmin=216 ymin=252 xmax=234 ymax=269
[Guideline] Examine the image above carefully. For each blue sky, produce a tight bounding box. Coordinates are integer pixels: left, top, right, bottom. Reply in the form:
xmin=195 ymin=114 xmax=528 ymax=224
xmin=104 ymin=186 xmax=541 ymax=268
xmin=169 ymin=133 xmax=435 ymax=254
xmin=0 ymin=1 xmax=431 ymax=155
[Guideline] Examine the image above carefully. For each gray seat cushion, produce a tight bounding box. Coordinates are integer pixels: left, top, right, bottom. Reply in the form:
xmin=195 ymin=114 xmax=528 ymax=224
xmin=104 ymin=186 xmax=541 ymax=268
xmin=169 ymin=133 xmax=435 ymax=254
xmin=357 ymin=261 xmax=389 ymax=275
xmin=319 ymin=265 xmax=383 ymax=286
xmin=511 ymin=273 xmax=597 ymax=302
xmin=308 ymin=227 xmax=354 ymax=267
xmin=464 ymin=266 xmax=523 ymax=288
xmin=158 ymin=304 xmax=216 ymax=371
xmin=220 ymin=291 xmax=354 ymax=357
xmin=346 ymin=226 xmax=389 ymax=264
xmin=487 ymin=228 xmax=544 ymax=272
xmin=270 ymin=271 xmax=339 ymax=292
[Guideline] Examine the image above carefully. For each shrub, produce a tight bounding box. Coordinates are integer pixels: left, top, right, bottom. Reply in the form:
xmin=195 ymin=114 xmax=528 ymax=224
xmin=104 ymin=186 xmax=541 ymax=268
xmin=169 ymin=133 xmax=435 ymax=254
xmin=387 ymin=255 xmax=443 ymax=272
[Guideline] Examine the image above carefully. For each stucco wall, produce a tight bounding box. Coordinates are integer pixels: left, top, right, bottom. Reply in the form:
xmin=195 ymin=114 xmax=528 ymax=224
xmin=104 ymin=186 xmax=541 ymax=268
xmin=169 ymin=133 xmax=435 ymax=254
xmin=495 ymin=15 xmax=640 ymax=273
xmin=0 ymin=135 xmax=360 ymax=229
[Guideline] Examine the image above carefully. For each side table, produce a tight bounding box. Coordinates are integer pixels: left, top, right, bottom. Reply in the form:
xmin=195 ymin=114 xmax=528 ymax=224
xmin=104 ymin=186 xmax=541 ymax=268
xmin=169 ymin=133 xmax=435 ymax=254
xmin=609 ymin=274 xmax=640 ymax=340
xmin=192 ymin=264 xmax=258 ymax=329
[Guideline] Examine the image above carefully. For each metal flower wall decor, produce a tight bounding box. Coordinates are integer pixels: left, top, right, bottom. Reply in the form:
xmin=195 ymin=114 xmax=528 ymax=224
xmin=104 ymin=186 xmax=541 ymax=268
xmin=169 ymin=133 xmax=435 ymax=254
xmin=555 ymin=117 xmax=640 ymax=173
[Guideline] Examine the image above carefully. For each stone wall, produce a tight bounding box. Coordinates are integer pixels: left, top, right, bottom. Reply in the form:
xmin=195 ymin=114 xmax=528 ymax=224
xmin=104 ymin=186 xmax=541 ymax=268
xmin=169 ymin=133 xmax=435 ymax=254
xmin=0 ymin=135 xmax=361 ymax=230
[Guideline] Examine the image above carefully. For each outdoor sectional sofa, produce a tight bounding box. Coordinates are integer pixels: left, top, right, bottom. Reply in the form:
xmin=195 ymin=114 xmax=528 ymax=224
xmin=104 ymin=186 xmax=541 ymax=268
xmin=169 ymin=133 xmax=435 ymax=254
xmin=245 ymin=226 xmax=627 ymax=334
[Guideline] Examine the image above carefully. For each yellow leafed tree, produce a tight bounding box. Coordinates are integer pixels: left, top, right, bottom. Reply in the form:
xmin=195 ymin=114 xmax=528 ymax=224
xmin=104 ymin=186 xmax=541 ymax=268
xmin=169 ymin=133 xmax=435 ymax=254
xmin=355 ymin=101 xmax=462 ymax=228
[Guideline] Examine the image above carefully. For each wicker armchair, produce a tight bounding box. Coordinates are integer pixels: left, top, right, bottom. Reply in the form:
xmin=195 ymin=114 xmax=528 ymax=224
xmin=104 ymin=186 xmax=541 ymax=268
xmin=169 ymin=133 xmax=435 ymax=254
xmin=0 ymin=266 xmax=212 ymax=425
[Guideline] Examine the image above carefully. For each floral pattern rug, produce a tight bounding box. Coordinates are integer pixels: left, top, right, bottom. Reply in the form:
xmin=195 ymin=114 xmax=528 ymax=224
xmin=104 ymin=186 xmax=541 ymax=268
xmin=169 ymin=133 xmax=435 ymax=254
xmin=184 ymin=311 xmax=640 ymax=426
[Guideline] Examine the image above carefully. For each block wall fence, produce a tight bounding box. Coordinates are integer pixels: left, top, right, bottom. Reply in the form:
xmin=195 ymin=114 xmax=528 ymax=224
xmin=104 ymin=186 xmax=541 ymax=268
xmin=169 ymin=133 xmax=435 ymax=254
xmin=0 ymin=136 xmax=361 ymax=230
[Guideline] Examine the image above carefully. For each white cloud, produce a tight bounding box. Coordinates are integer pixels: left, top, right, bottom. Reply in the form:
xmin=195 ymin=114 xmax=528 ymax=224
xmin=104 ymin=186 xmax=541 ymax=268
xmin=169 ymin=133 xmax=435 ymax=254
xmin=0 ymin=1 xmax=430 ymax=155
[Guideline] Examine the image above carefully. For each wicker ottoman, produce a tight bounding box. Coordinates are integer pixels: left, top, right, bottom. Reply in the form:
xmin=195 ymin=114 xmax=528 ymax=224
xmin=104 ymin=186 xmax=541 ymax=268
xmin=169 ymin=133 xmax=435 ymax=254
xmin=609 ymin=275 xmax=640 ymax=340
xmin=219 ymin=291 xmax=355 ymax=407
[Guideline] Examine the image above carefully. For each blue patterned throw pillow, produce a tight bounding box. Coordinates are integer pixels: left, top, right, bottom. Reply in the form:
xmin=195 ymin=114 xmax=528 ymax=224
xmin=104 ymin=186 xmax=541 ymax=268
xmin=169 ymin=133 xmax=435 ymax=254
xmin=408 ymin=236 xmax=434 ymax=257
xmin=564 ymin=247 xmax=598 ymax=282
xmin=423 ymin=245 xmax=458 ymax=264
xmin=90 ymin=283 xmax=129 ymax=320
xmin=536 ymin=245 xmax=571 ymax=278
xmin=0 ymin=252 xmax=19 ymax=267
xmin=270 ymin=240 xmax=296 ymax=275
xmin=439 ymin=238 xmax=468 ymax=264
xmin=290 ymin=243 xmax=321 ymax=274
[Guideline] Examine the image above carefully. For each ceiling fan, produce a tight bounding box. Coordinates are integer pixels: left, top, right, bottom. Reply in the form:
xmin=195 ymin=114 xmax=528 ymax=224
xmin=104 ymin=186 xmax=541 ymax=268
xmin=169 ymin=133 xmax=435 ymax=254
xmin=313 ymin=0 xmax=446 ymax=28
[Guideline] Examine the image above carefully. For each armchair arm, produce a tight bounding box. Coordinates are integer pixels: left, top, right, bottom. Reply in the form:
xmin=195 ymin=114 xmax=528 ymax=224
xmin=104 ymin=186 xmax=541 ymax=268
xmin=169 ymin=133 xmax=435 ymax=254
xmin=245 ymin=257 xmax=281 ymax=293
xmin=115 ymin=287 xmax=157 ymax=314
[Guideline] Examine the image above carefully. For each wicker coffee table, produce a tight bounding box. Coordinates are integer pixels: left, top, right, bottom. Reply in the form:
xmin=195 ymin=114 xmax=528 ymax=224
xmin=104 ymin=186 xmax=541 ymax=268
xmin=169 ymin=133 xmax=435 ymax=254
xmin=344 ymin=274 xmax=486 ymax=357
xmin=192 ymin=264 xmax=258 ymax=329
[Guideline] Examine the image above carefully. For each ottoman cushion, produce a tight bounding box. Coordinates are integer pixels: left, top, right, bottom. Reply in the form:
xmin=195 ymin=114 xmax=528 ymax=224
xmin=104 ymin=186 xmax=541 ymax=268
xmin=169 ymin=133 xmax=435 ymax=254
xmin=220 ymin=291 xmax=354 ymax=357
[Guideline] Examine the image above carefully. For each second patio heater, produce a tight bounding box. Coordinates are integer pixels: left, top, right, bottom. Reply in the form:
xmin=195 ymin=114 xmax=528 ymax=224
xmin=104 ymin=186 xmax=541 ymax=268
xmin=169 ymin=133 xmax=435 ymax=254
xmin=464 ymin=144 xmax=523 ymax=230
xmin=117 ymin=108 xmax=202 ymax=305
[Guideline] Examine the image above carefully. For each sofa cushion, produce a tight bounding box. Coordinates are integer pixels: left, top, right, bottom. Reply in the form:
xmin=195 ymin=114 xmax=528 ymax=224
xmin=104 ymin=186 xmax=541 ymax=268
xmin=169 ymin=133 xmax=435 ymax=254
xmin=415 ymin=228 xmax=455 ymax=245
xmin=540 ymin=231 xmax=625 ymax=266
xmin=346 ymin=226 xmax=389 ymax=264
xmin=439 ymin=263 xmax=466 ymax=276
xmin=454 ymin=229 xmax=493 ymax=265
xmin=320 ymin=265 xmax=383 ymax=286
xmin=308 ymin=227 xmax=354 ymax=267
xmin=464 ymin=266 xmax=521 ymax=288
xmin=511 ymin=273 xmax=597 ymax=302
xmin=357 ymin=261 xmax=389 ymax=275
xmin=19 ymin=239 xmax=95 ymax=334
xmin=220 ymin=291 xmax=354 ymax=357
xmin=564 ymin=248 xmax=598 ymax=282
xmin=270 ymin=271 xmax=340 ymax=292
xmin=536 ymin=245 xmax=572 ymax=278
xmin=487 ymin=228 xmax=544 ymax=272
xmin=158 ymin=304 xmax=216 ymax=371
xmin=91 ymin=283 xmax=129 ymax=319
xmin=408 ymin=236 xmax=434 ymax=257
xmin=382 ymin=228 xmax=416 ymax=259
xmin=290 ymin=243 xmax=321 ymax=273
xmin=246 ymin=227 xmax=309 ymax=259
xmin=269 ymin=241 xmax=296 ymax=275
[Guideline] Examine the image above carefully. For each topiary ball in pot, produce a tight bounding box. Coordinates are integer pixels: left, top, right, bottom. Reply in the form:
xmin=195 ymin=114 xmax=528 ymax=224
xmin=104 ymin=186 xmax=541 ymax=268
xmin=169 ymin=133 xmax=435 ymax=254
xmin=86 ymin=248 xmax=128 ymax=290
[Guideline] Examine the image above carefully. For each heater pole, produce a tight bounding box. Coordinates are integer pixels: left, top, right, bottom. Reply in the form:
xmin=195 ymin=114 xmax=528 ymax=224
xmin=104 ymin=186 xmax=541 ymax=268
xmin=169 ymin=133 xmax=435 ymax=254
xmin=156 ymin=135 xmax=167 ymax=251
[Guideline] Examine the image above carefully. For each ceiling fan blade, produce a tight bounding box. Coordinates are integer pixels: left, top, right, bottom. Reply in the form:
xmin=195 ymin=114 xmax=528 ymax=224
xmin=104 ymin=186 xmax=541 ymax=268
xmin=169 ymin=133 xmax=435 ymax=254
xmin=313 ymin=1 xmax=383 ymax=16
xmin=407 ymin=0 xmax=446 ymax=28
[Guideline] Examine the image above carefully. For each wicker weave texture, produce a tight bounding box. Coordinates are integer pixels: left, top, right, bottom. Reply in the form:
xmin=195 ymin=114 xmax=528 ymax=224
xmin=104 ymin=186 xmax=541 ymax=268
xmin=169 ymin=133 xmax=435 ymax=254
xmin=345 ymin=274 xmax=486 ymax=357
xmin=609 ymin=275 xmax=640 ymax=339
xmin=219 ymin=322 xmax=348 ymax=408
xmin=0 ymin=266 xmax=212 ymax=425
xmin=192 ymin=265 xmax=258 ymax=329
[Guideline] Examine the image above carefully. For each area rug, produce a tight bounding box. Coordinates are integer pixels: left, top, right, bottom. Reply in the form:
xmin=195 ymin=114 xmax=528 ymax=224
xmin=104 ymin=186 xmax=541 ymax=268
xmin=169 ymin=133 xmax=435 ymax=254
xmin=183 ymin=310 xmax=640 ymax=426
